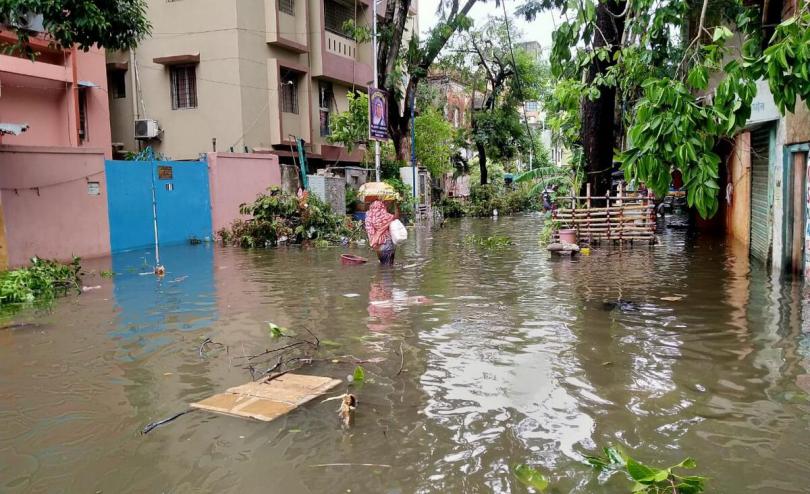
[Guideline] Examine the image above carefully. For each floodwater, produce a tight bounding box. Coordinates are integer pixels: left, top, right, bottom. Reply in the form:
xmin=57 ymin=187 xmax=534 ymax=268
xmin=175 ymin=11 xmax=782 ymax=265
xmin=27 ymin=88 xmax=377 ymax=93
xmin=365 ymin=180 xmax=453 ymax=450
xmin=1 ymin=215 xmax=810 ymax=494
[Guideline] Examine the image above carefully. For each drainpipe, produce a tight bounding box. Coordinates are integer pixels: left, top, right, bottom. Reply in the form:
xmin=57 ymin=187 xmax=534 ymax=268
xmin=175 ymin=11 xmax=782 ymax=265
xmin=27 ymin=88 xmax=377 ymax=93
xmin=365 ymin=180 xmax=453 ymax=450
xmin=70 ymin=47 xmax=79 ymax=146
xmin=129 ymin=49 xmax=139 ymax=119
xmin=411 ymin=90 xmax=417 ymax=201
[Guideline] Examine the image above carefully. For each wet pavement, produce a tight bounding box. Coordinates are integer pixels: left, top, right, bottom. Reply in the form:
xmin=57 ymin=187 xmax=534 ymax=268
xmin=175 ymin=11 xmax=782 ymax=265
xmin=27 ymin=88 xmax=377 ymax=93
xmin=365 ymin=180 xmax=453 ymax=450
xmin=1 ymin=215 xmax=809 ymax=493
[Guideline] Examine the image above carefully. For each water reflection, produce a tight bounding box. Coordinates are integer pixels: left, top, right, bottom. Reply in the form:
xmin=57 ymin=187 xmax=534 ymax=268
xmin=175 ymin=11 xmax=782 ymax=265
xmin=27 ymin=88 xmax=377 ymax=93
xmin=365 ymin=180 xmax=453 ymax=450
xmin=1 ymin=217 xmax=810 ymax=493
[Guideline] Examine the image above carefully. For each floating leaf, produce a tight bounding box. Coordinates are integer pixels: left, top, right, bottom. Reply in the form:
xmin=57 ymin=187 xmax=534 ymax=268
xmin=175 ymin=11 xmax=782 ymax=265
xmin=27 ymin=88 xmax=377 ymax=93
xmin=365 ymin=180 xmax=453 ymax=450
xmin=267 ymin=323 xmax=286 ymax=338
xmin=352 ymin=365 xmax=365 ymax=383
xmin=513 ymin=464 xmax=548 ymax=491
xmin=320 ymin=339 xmax=342 ymax=348
xmin=626 ymin=457 xmax=662 ymax=482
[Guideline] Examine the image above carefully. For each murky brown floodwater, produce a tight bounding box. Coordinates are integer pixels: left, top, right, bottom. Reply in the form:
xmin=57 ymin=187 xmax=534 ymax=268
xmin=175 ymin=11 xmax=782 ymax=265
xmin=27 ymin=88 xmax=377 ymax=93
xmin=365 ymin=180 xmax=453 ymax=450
xmin=1 ymin=215 xmax=810 ymax=493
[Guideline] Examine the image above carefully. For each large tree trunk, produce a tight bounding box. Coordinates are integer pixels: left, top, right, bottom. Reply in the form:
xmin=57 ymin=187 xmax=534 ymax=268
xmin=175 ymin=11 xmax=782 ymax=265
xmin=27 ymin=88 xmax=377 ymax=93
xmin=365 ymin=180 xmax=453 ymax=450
xmin=581 ymin=0 xmax=626 ymax=195
xmin=477 ymin=140 xmax=488 ymax=185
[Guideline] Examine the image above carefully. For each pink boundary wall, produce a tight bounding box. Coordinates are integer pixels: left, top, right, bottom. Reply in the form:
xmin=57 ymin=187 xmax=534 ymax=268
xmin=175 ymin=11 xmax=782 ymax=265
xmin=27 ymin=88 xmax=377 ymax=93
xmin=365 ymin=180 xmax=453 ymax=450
xmin=0 ymin=146 xmax=111 ymax=267
xmin=207 ymin=152 xmax=281 ymax=234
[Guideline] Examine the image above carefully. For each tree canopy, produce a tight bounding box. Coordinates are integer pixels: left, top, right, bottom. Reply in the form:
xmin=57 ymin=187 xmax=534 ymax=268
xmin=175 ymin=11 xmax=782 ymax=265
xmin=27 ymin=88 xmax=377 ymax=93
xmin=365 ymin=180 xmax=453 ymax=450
xmin=0 ymin=0 xmax=151 ymax=56
xmin=518 ymin=0 xmax=810 ymax=217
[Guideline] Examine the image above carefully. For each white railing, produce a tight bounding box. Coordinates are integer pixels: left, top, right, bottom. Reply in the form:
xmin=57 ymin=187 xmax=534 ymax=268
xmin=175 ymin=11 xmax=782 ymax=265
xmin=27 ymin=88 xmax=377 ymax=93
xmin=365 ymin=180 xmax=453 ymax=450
xmin=325 ymin=31 xmax=356 ymax=59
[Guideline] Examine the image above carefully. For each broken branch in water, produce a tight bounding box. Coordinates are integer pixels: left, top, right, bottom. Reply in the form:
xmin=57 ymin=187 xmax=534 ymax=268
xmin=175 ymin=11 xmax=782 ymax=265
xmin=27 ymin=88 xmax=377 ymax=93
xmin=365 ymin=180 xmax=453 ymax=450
xmin=141 ymin=409 xmax=194 ymax=434
xmin=396 ymin=341 xmax=405 ymax=376
xmin=199 ymin=337 xmax=228 ymax=359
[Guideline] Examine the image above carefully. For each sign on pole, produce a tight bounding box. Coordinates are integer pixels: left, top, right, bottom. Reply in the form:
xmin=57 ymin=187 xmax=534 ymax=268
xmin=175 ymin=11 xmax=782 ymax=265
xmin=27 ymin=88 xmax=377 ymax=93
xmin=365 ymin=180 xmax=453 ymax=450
xmin=368 ymin=87 xmax=389 ymax=141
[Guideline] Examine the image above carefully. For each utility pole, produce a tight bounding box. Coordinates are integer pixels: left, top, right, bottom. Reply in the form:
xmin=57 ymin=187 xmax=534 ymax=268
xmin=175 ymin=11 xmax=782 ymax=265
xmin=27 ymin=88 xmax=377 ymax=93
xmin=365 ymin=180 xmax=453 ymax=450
xmin=372 ymin=0 xmax=381 ymax=182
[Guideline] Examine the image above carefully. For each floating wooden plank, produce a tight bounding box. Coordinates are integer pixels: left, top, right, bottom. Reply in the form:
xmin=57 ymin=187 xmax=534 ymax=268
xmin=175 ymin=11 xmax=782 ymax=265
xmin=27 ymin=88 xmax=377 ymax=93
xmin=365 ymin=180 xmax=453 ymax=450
xmin=190 ymin=373 xmax=342 ymax=422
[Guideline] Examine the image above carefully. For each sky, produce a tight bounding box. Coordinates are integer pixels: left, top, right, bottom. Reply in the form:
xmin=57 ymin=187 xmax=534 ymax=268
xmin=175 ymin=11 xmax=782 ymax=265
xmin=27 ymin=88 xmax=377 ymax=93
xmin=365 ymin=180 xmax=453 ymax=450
xmin=417 ymin=0 xmax=558 ymax=55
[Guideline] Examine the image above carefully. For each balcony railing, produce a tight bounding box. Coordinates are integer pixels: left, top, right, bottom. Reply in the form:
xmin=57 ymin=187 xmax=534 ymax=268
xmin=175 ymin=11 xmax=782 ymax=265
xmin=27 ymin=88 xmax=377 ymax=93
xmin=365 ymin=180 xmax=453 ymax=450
xmin=325 ymin=31 xmax=356 ymax=59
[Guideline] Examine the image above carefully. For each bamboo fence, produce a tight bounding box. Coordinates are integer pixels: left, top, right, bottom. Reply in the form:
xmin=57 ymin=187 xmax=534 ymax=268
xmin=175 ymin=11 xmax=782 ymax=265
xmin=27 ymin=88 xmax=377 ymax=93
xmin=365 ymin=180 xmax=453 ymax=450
xmin=552 ymin=184 xmax=657 ymax=244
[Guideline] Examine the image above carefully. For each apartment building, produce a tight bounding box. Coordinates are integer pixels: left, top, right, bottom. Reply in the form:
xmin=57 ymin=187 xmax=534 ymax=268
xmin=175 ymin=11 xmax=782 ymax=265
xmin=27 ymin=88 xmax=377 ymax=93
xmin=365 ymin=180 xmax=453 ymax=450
xmin=107 ymin=0 xmax=417 ymax=166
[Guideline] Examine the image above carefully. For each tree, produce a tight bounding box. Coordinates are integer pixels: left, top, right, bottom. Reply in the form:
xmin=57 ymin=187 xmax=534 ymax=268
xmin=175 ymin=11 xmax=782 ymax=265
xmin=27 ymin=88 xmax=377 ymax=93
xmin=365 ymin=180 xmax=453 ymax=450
xmin=376 ymin=0 xmax=479 ymax=162
xmin=518 ymin=0 xmax=810 ymax=217
xmin=328 ymin=91 xmax=369 ymax=154
xmin=0 ymin=0 xmax=150 ymax=56
xmin=450 ymin=18 xmax=546 ymax=184
xmin=414 ymin=108 xmax=455 ymax=177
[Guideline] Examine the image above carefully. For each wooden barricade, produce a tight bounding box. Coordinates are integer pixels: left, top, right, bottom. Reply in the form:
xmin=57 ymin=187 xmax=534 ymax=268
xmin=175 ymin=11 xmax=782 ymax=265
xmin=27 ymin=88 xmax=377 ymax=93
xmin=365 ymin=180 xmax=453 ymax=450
xmin=552 ymin=184 xmax=657 ymax=245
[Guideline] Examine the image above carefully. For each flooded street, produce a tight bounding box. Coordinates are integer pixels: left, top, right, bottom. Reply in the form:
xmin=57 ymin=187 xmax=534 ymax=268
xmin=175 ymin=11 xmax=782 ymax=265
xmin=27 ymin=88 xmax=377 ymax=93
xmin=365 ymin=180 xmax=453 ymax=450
xmin=1 ymin=215 xmax=810 ymax=493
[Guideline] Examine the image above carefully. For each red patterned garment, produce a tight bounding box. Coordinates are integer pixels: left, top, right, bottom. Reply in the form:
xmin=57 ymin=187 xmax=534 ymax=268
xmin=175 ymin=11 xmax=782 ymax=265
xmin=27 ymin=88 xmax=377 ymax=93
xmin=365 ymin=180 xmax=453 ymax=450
xmin=365 ymin=201 xmax=394 ymax=248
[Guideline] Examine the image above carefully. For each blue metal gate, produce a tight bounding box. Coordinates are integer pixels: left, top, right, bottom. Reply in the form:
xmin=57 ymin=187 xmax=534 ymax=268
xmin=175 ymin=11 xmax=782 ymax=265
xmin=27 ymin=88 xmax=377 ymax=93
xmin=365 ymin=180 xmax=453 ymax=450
xmin=105 ymin=160 xmax=212 ymax=253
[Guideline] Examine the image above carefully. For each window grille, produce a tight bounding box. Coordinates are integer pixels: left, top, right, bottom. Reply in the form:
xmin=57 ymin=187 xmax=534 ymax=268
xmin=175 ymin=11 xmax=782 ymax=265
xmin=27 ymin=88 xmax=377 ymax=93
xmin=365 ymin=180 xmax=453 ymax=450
xmin=170 ymin=65 xmax=198 ymax=109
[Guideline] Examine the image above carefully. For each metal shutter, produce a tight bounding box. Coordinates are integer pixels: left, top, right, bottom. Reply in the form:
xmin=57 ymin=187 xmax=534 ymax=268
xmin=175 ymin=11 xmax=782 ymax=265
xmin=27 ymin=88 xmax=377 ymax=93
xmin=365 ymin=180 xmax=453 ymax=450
xmin=750 ymin=127 xmax=772 ymax=262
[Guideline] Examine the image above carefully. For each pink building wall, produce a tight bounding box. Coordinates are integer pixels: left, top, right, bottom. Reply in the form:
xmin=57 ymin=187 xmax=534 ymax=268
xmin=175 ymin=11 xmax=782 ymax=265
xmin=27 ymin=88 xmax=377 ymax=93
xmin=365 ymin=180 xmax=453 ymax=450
xmin=207 ymin=152 xmax=281 ymax=234
xmin=0 ymin=44 xmax=112 ymax=157
xmin=0 ymin=146 xmax=111 ymax=267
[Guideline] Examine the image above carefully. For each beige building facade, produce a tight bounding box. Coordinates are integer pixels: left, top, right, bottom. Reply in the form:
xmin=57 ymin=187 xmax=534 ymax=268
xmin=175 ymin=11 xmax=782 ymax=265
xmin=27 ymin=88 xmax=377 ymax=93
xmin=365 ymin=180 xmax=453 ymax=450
xmin=107 ymin=0 xmax=417 ymax=165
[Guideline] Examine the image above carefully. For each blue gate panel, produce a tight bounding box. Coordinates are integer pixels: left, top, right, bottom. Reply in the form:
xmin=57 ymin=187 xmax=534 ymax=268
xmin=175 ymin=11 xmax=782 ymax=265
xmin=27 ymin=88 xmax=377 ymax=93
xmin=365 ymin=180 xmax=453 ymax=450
xmin=105 ymin=160 xmax=213 ymax=253
xmin=153 ymin=160 xmax=213 ymax=246
xmin=105 ymin=161 xmax=155 ymax=253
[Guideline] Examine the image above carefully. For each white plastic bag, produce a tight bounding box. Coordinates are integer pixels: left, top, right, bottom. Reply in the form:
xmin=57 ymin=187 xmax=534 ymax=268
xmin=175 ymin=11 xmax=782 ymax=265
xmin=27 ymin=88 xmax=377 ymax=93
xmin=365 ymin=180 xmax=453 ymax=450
xmin=389 ymin=219 xmax=408 ymax=245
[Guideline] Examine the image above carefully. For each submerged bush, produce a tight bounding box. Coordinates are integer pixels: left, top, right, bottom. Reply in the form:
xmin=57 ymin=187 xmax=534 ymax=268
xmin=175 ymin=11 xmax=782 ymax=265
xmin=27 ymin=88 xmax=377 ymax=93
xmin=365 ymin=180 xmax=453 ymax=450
xmin=219 ymin=187 xmax=364 ymax=248
xmin=0 ymin=257 xmax=82 ymax=307
xmin=440 ymin=184 xmax=540 ymax=218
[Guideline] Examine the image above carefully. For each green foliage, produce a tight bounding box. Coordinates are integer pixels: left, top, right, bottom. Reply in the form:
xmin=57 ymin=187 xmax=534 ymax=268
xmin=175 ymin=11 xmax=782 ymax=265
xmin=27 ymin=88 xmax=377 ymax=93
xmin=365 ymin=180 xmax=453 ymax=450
xmin=341 ymin=19 xmax=372 ymax=43
xmin=513 ymin=464 xmax=548 ymax=491
xmin=352 ymin=365 xmax=365 ymax=383
xmin=516 ymin=160 xmax=583 ymax=199
xmin=463 ymin=234 xmax=513 ymax=249
xmin=439 ymin=197 xmax=466 ymax=218
xmin=517 ymin=0 xmax=810 ymax=219
xmin=383 ymin=178 xmax=416 ymax=221
xmin=538 ymin=218 xmax=560 ymax=245
xmin=451 ymin=183 xmax=539 ymax=217
xmin=414 ymin=108 xmax=455 ymax=177
xmin=0 ymin=257 xmax=82 ymax=308
xmin=1 ymin=0 xmax=150 ymax=57
xmin=220 ymin=187 xmax=363 ymax=248
xmin=99 ymin=270 xmax=114 ymax=279
xmin=762 ymin=7 xmax=810 ymax=114
xmin=328 ymin=91 xmax=369 ymax=153
xmin=585 ymin=446 xmax=706 ymax=494
xmin=267 ymin=322 xmax=287 ymax=338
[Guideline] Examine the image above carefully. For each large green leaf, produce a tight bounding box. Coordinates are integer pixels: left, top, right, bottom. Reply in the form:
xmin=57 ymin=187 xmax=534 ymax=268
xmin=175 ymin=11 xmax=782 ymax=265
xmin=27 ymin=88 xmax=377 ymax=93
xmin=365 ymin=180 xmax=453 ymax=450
xmin=513 ymin=464 xmax=549 ymax=491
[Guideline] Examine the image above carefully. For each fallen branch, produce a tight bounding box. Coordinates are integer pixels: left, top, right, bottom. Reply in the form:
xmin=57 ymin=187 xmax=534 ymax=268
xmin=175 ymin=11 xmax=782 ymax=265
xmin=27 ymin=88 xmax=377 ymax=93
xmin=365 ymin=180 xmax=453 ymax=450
xmin=141 ymin=409 xmax=194 ymax=434
xmin=396 ymin=341 xmax=405 ymax=376
xmin=199 ymin=337 xmax=228 ymax=359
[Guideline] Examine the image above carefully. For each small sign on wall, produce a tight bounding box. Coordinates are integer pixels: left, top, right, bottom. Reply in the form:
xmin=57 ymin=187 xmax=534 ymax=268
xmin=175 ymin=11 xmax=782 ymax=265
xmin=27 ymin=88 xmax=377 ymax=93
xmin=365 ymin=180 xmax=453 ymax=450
xmin=158 ymin=166 xmax=173 ymax=180
xmin=87 ymin=182 xmax=100 ymax=195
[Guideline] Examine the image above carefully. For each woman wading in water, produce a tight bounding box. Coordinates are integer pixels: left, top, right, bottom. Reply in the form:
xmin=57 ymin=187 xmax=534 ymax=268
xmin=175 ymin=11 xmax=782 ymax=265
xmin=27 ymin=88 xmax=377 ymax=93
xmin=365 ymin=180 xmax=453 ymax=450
xmin=365 ymin=200 xmax=398 ymax=265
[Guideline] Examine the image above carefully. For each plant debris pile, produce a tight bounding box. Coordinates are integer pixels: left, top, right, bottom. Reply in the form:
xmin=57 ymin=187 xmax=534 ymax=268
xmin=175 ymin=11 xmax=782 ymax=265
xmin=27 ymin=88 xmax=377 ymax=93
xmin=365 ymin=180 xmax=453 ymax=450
xmin=441 ymin=184 xmax=541 ymax=218
xmin=0 ymin=257 xmax=82 ymax=308
xmin=219 ymin=187 xmax=364 ymax=248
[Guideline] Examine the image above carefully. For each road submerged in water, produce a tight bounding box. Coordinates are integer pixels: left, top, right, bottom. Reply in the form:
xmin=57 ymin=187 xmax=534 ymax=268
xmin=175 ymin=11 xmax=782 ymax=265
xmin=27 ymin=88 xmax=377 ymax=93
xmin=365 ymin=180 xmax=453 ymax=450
xmin=1 ymin=215 xmax=809 ymax=493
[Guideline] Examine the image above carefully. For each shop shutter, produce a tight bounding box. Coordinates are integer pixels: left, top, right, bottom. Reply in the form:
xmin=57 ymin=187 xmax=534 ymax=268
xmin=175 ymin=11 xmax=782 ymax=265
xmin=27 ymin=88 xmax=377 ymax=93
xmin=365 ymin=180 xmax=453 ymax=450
xmin=750 ymin=126 xmax=772 ymax=262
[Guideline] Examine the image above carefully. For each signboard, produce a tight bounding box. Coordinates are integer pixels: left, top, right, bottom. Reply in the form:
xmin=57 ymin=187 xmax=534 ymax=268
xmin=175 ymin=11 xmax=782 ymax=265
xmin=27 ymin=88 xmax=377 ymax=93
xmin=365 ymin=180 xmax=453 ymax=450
xmin=158 ymin=166 xmax=173 ymax=180
xmin=368 ymin=87 xmax=389 ymax=141
xmin=746 ymin=79 xmax=780 ymax=126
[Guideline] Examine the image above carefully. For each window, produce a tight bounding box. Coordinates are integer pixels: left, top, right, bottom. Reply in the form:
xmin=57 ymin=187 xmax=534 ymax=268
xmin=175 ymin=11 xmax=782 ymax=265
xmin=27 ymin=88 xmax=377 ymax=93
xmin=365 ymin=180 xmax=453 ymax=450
xmin=526 ymin=101 xmax=539 ymax=112
xmin=280 ymin=69 xmax=299 ymax=114
xmin=78 ymin=89 xmax=88 ymax=142
xmin=108 ymin=70 xmax=126 ymax=99
xmin=279 ymin=0 xmax=295 ymax=15
xmin=319 ymin=81 xmax=334 ymax=136
xmin=324 ymin=0 xmax=354 ymax=37
xmin=170 ymin=64 xmax=197 ymax=109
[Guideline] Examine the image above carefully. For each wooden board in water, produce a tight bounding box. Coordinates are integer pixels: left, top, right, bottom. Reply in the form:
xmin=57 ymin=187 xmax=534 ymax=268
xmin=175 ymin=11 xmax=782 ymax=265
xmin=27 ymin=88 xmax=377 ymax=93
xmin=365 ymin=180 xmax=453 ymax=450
xmin=190 ymin=373 xmax=343 ymax=422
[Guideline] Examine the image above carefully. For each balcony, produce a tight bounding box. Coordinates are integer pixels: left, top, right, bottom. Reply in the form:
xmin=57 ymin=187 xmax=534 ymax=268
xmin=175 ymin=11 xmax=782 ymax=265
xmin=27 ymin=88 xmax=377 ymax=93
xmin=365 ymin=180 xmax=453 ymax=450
xmin=325 ymin=31 xmax=357 ymax=59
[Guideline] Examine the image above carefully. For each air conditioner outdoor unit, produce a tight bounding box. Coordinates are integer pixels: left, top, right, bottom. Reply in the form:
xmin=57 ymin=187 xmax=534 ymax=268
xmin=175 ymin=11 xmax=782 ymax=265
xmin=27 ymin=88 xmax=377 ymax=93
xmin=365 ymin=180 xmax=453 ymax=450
xmin=134 ymin=119 xmax=160 ymax=140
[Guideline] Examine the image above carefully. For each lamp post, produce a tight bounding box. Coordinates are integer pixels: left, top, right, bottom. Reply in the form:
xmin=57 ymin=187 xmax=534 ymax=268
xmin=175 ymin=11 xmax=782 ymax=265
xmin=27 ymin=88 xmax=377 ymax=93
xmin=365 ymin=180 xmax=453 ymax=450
xmin=372 ymin=0 xmax=381 ymax=182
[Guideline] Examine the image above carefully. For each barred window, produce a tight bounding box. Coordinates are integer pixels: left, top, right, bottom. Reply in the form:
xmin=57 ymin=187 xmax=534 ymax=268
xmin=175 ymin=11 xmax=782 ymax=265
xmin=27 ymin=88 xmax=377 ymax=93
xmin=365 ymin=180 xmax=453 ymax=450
xmin=279 ymin=0 xmax=294 ymax=15
xmin=324 ymin=0 xmax=353 ymax=38
xmin=170 ymin=65 xmax=197 ymax=110
xmin=281 ymin=69 xmax=299 ymax=114
xmin=78 ymin=89 xmax=89 ymax=142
